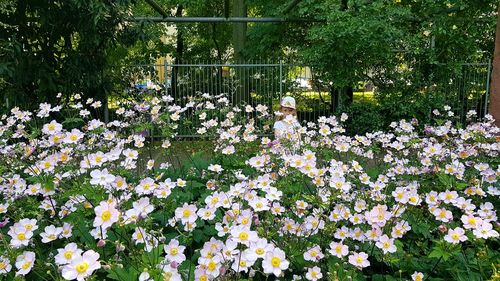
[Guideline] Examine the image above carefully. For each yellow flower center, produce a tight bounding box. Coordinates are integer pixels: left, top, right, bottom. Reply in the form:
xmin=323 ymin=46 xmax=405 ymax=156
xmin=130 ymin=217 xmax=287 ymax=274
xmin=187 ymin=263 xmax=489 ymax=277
xmin=64 ymin=251 xmax=73 ymax=260
xmin=75 ymin=262 xmax=89 ymax=273
xmin=335 ymin=245 xmax=343 ymax=253
xmin=207 ymin=261 xmax=216 ymax=271
xmin=271 ymin=257 xmax=281 ymax=267
xmin=101 ymin=210 xmax=111 ymax=221
xmin=22 ymin=261 xmax=32 ymax=270
xmin=356 ymin=256 xmax=363 ymax=264
xmin=170 ymin=248 xmax=178 ymax=255
xmin=451 ymin=233 xmax=460 ymax=241
xmin=17 ymin=233 xmax=26 ymax=240
xmin=163 ymin=272 xmax=172 ymax=281
xmin=239 ymin=232 xmax=249 ymax=241
xmin=182 ymin=209 xmax=191 ymax=218
xmin=256 ymin=248 xmax=264 ymax=255
xmin=439 ymin=211 xmax=447 ymax=218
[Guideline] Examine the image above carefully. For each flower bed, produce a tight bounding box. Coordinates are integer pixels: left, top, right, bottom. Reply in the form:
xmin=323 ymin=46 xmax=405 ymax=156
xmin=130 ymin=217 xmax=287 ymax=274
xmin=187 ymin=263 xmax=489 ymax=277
xmin=0 ymin=93 xmax=499 ymax=281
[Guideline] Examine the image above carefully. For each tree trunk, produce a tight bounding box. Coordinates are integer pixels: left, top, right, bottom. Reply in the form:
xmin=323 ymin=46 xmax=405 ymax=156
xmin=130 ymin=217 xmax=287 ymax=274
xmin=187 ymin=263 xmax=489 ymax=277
xmin=231 ymin=0 xmax=248 ymax=105
xmin=489 ymin=2 xmax=500 ymax=128
xmin=339 ymin=0 xmax=354 ymax=108
xmin=172 ymin=5 xmax=184 ymax=103
xmin=331 ymin=86 xmax=339 ymax=112
xmin=232 ymin=0 xmax=247 ymax=61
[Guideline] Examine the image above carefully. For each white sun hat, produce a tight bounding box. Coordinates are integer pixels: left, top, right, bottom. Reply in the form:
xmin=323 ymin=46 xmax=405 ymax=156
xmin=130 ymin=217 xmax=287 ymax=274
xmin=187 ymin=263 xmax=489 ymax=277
xmin=280 ymin=96 xmax=296 ymax=109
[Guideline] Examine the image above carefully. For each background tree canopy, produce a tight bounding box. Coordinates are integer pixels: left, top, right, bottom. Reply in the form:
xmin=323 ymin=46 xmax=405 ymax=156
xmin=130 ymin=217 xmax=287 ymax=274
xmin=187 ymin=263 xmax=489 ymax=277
xmin=1 ymin=0 xmax=498 ymax=129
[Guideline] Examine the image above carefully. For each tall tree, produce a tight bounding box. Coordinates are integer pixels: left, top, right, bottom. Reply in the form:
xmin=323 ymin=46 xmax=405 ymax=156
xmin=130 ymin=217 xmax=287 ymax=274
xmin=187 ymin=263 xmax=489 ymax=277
xmin=0 ymin=0 xmax=138 ymax=112
xmin=246 ymin=0 xmax=497 ymax=114
xmin=232 ymin=0 xmax=247 ymax=61
xmin=489 ymin=1 xmax=500 ymax=128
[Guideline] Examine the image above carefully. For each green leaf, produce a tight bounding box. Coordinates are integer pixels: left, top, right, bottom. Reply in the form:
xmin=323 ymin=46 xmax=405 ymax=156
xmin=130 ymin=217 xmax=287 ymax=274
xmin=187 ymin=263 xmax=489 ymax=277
xmin=192 ymin=229 xmax=207 ymax=243
xmin=106 ymin=266 xmax=139 ymax=281
xmin=62 ymin=117 xmax=85 ymax=129
xmin=429 ymin=242 xmax=459 ymax=261
xmin=437 ymin=172 xmax=453 ymax=188
xmin=74 ymin=215 xmax=94 ymax=246
xmin=455 ymin=182 xmax=468 ymax=190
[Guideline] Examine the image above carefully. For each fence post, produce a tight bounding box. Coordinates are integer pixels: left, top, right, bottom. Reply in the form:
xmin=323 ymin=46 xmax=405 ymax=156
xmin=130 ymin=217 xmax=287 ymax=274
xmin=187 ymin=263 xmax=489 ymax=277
xmin=485 ymin=60 xmax=492 ymax=115
xmin=279 ymin=59 xmax=283 ymax=99
xmin=164 ymin=60 xmax=168 ymax=87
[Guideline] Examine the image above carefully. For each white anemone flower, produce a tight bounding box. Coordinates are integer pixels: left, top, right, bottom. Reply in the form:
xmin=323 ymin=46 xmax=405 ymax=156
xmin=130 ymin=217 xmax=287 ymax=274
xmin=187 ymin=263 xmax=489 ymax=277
xmin=61 ymin=250 xmax=101 ymax=281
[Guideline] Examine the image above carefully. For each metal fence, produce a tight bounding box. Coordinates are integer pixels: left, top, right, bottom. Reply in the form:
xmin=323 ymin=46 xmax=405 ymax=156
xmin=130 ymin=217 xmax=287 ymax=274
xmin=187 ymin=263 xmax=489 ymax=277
xmin=432 ymin=63 xmax=491 ymax=123
xmin=122 ymin=61 xmax=491 ymax=137
xmin=125 ymin=61 xmax=334 ymax=136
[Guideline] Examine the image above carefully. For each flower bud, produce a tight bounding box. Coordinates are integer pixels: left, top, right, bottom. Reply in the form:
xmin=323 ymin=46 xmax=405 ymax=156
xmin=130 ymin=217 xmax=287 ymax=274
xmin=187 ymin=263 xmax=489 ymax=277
xmin=97 ymin=239 xmax=106 ymax=247
xmin=438 ymin=225 xmax=447 ymax=234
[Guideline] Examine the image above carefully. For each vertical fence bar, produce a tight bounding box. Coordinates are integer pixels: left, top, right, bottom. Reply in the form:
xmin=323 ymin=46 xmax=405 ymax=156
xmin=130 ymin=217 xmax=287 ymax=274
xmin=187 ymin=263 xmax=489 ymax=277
xmin=163 ymin=60 xmax=168 ymax=86
xmin=485 ymin=61 xmax=492 ymax=117
xmin=279 ymin=59 xmax=283 ymax=99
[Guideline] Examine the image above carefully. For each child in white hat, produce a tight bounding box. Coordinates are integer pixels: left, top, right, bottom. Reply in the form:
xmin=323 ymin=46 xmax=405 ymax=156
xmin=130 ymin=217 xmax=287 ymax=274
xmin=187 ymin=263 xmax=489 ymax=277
xmin=273 ymin=96 xmax=302 ymax=141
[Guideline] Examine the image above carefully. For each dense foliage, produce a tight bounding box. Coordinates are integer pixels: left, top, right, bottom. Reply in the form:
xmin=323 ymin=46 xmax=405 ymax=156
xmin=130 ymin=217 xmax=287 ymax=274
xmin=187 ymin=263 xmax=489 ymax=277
xmin=0 ymin=90 xmax=499 ymax=280
xmin=0 ymin=0 xmax=137 ymax=109
xmin=2 ymin=1 xmax=497 ymax=104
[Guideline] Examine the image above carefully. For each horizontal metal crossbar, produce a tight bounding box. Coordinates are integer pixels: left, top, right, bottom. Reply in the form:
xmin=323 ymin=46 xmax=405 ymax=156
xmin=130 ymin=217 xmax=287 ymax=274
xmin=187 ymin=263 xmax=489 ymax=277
xmin=165 ymin=63 xmax=285 ymax=67
xmin=127 ymin=17 xmax=325 ymax=23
